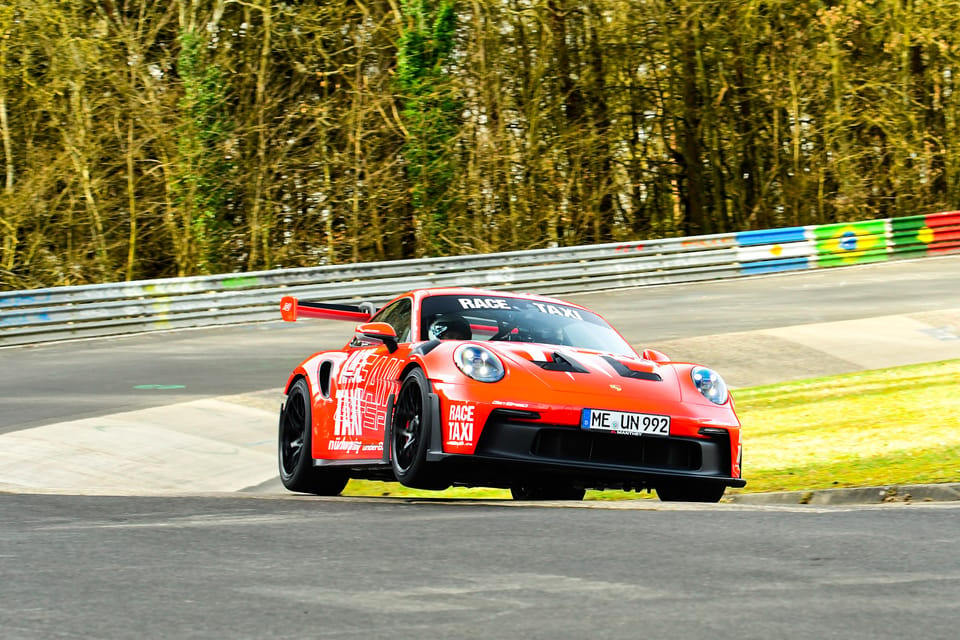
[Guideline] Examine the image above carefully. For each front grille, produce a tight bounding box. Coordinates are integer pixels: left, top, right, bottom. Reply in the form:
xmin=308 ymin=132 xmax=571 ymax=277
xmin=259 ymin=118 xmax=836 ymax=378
xmin=531 ymin=428 xmax=701 ymax=471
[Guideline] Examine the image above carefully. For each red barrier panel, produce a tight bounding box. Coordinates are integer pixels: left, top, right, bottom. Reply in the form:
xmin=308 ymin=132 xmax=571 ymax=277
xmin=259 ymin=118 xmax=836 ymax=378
xmin=926 ymin=211 xmax=960 ymax=255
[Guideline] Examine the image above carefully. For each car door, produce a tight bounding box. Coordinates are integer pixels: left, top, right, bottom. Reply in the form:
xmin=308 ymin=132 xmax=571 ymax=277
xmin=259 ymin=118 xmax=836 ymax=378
xmin=330 ymin=298 xmax=413 ymax=459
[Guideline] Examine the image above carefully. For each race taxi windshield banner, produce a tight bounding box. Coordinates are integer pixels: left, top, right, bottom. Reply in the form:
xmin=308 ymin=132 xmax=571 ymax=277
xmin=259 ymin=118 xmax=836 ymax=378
xmin=419 ymin=295 xmax=635 ymax=356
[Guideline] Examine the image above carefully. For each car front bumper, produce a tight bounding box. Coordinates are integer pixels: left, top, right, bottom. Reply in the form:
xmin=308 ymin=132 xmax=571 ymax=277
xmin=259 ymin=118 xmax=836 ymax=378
xmin=426 ymin=402 xmax=746 ymax=491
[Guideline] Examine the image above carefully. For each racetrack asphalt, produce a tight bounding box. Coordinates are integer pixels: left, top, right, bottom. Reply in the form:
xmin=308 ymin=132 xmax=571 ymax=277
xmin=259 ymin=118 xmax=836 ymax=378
xmin=3 ymin=493 xmax=959 ymax=640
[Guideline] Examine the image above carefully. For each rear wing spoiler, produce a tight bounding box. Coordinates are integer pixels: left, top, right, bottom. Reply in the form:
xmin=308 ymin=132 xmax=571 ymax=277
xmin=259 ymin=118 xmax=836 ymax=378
xmin=280 ymin=296 xmax=378 ymax=323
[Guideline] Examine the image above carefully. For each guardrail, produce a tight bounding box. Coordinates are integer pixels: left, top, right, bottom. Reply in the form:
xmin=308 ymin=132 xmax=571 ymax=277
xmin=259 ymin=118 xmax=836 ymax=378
xmin=2 ymin=211 xmax=958 ymax=346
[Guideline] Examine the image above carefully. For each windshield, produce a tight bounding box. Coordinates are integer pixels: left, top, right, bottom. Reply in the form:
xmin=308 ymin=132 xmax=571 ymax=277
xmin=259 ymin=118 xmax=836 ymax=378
xmin=419 ymin=294 xmax=636 ymax=357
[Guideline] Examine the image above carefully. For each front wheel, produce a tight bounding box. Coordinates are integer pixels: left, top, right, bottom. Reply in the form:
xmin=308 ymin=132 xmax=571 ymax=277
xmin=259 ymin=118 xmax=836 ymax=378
xmin=278 ymin=378 xmax=349 ymax=495
xmin=655 ymin=480 xmax=726 ymax=503
xmin=390 ymin=368 xmax=448 ymax=490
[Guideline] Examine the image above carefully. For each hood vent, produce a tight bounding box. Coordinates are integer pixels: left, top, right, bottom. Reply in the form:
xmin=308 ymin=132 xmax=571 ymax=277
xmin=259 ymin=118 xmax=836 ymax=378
xmin=532 ymin=352 xmax=589 ymax=374
xmin=601 ymin=355 xmax=662 ymax=382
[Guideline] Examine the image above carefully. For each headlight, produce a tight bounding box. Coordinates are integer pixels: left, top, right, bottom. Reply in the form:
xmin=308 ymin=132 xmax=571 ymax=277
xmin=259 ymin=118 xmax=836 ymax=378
xmin=691 ymin=366 xmax=728 ymax=405
xmin=454 ymin=344 xmax=505 ymax=383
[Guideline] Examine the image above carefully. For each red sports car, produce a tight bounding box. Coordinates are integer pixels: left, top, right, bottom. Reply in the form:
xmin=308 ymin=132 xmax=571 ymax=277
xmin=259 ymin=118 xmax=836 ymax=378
xmin=278 ymin=288 xmax=744 ymax=501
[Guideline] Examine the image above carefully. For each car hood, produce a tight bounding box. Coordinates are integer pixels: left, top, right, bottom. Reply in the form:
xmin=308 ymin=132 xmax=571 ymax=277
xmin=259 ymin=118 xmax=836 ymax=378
xmin=489 ymin=342 xmax=683 ymax=406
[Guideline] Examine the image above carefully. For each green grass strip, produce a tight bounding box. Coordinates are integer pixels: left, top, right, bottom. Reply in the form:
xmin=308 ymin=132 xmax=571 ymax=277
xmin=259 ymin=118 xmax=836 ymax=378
xmin=726 ymin=358 xmax=960 ymax=495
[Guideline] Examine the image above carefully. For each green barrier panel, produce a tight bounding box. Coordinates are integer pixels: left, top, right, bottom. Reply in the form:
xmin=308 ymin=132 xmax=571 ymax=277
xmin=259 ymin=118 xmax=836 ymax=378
xmin=889 ymin=214 xmax=933 ymax=258
xmin=814 ymin=220 xmax=889 ymax=267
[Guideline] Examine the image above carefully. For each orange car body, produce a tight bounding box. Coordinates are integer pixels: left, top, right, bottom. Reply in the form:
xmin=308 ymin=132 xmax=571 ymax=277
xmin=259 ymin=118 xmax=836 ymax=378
xmin=279 ymin=288 xmax=744 ymax=501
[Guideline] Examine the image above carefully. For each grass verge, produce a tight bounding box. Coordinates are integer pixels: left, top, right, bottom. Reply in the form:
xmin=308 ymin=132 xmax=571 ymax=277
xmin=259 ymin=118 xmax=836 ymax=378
xmin=725 ymin=358 xmax=960 ymax=496
xmin=342 ymin=359 xmax=960 ymax=500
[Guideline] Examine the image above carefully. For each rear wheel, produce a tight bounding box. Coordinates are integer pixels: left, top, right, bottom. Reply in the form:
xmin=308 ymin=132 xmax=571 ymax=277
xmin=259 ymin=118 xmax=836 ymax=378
xmin=278 ymin=378 xmax=349 ymax=495
xmin=655 ymin=480 xmax=726 ymax=503
xmin=390 ymin=368 xmax=448 ymax=490
xmin=511 ymin=484 xmax=586 ymax=501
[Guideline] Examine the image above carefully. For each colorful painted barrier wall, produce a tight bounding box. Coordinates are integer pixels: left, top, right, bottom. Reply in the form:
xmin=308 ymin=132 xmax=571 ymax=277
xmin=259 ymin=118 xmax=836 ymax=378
xmin=735 ymin=211 xmax=960 ymax=275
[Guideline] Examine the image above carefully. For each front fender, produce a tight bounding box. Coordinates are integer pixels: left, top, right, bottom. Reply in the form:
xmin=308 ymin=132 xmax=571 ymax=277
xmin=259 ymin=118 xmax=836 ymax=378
xmin=285 ymin=351 xmax=350 ymax=397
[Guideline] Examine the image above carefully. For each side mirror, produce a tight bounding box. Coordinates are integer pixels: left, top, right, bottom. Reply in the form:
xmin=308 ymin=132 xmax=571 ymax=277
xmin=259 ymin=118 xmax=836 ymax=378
xmin=642 ymin=348 xmax=670 ymax=364
xmin=355 ymin=322 xmax=399 ymax=353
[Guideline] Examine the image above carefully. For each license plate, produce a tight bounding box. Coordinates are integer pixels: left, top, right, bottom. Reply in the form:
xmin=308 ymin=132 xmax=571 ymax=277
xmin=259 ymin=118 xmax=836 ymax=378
xmin=581 ymin=409 xmax=671 ymax=437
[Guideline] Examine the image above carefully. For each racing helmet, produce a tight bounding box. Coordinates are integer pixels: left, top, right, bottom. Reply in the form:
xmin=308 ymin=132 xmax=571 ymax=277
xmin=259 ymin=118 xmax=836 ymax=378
xmin=428 ymin=313 xmax=472 ymax=340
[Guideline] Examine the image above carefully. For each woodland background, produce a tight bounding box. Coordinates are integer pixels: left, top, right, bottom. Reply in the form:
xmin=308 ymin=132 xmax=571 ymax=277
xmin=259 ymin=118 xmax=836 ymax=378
xmin=2 ymin=0 xmax=960 ymax=289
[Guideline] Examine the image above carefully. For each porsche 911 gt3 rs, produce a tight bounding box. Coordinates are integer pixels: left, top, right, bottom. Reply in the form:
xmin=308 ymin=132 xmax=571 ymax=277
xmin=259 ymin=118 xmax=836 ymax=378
xmin=278 ymin=288 xmax=745 ymax=501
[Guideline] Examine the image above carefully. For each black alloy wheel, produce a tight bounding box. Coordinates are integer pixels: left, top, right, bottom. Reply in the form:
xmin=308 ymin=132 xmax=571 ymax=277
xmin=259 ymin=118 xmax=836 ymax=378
xmin=278 ymin=377 xmax=348 ymax=495
xmin=390 ymin=368 xmax=448 ymax=490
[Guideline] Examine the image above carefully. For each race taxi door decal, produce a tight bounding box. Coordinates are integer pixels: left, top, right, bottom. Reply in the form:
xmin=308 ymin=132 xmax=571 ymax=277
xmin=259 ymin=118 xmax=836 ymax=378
xmin=330 ymin=348 xmax=402 ymax=458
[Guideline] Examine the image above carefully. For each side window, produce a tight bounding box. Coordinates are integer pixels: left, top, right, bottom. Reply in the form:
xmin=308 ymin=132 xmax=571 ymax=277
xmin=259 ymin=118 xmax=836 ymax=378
xmin=372 ymin=298 xmax=412 ymax=343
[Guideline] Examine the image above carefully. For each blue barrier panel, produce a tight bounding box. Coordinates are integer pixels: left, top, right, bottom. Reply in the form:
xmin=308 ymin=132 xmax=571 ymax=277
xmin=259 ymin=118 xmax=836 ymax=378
xmin=740 ymin=257 xmax=811 ymax=275
xmin=736 ymin=227 xmax=808 ymax=247
xmin=0 ymin=312 xmax=51 ymax=327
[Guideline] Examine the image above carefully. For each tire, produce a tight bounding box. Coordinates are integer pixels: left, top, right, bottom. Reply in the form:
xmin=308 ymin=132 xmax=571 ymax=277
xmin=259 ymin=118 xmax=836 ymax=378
xmin=511 ymin=484 xmax=586 ymax=501
xmin=390 ymin=368 xmax=448 ymax=490
xmin=278 ymin=377 xmax=349 ymax=495
xmin=655 ymin=480 xmax=726 ymax=503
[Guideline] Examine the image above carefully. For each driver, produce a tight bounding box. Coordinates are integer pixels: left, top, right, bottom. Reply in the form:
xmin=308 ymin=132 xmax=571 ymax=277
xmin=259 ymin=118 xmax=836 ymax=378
xmin=428 ymin=313 xmax=472 ymax=340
